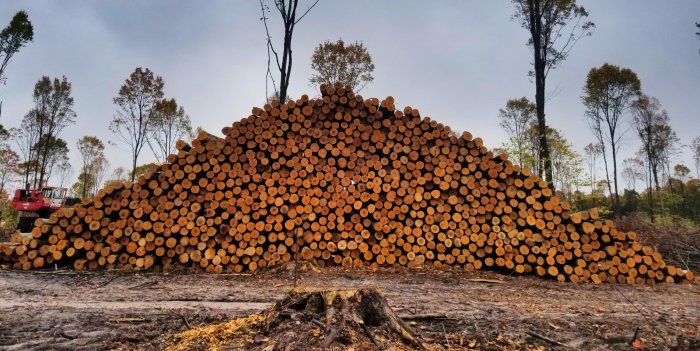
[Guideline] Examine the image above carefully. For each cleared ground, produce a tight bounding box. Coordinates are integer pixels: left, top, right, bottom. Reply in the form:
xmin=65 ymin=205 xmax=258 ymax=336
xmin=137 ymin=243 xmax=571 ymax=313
xmin=0 ymin=265 xmax=697 ymax=350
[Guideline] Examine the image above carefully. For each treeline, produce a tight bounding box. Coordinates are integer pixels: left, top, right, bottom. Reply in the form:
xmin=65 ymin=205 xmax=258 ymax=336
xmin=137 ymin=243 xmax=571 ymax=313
xmin=499 ymin=2 xmax=700 ymax=226
xmin=0 ymin=67 xmax=193 ymax=199
xmin=613 ymin=179 xmax=700 ymax=225
xmin=0 ymin=12 xmax=194 ymax=200
xmin=497 ymin=63 xmax=700 ymax=225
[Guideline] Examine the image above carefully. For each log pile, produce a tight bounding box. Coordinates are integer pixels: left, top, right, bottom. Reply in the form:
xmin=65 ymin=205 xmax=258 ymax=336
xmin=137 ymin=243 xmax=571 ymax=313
xmin=0 ymin=84 xmax=695 ymax=284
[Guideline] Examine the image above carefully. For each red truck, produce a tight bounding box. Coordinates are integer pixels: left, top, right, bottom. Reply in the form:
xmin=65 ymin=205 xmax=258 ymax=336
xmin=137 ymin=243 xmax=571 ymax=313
xmin=11 ymin=186 xmax=67 ymax=232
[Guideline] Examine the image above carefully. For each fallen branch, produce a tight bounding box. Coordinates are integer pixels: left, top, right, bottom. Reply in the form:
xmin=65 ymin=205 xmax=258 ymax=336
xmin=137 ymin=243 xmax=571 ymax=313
xmin=180 ymin=314 xmax=192 ymax=329
xmin=442 ymin=323 xmax=451 ymax=349
xmin=320 ymin=327 xmax=340 ymax=348
xmin=109 ymin=317 xmax=149 ymax=324
xmin=90 ymin=276 xmax=119 ymax=289
xmin=362 ymin=323 xmax=383 ymax=349
xmin=466 ymin=278 xmax=504 ymax=284
xmin=526 ymin=331 xmax=569 ymax=348
xmin=127 ymin=281 xmax=158 ymax=290
xmin=54 ymin=329 xmax=77 ymax=340
xmin=27 ymin=270 xmax=81 ymax=275
xmin=399 ymin=314 xmax=451 ymax=321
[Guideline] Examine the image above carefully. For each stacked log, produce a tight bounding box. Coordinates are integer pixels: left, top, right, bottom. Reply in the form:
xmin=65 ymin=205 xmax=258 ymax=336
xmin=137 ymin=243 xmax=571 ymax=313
xmin=0 ymin=83 xmax=695 ymax=284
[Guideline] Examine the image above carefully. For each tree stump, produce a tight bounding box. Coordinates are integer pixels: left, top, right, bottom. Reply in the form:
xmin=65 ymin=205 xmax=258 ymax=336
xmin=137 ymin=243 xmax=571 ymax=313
xmin=279 ymin=288 xmax=422 ymax=349
xmin=166 ymin=288 xmax=429 ymax=351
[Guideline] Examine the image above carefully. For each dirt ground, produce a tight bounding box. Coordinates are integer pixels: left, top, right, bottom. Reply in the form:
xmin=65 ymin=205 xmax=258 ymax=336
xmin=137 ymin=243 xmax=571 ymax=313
xmin=0 ymin=265 xmax=697 ymax=351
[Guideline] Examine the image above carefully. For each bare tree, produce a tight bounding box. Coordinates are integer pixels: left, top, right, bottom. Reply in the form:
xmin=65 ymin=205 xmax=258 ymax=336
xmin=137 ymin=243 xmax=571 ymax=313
xmin=147 ymin=98 xmax=192 ymax=163
xmin=656 ymin=124 xmax=679 ymax=188
xmin=29 ymin=76 xmax=76 ymax=188
xmin=103 ymin=166 xmax=128 ymax=188
xmin=512 ymin=0 xmax=594 ymax=184
xmin=76 ymin=136 xmax=105 ymax=198
xmin=498 ymin=97 xmax=536 ymax=167
xmin=633 ymin=96 xmax=679 ymax=193
xmin=91 ymin=156 xmax=109 ymax=196
xmin=12 ymin=111 xmax=40 ymax=187
xmin=260 ymin=0 xmax=320 ymax=104
xmin=55 ymin=159 xmax=72 ymax=188
xmin=111 ymin=167 xmax=128 ymax=181
xmin=110 ymin=67 xmax=164 ymax=181
xmin=582 ymin=63 xmax=641 ymax=213
xmin=621 ymin=157 xmax=644 ymax=191
xmin=42 ymin=137 xmax=69 ymax=186
xmin=691 ymin=136 xmax=700 ymax=179
xmin=0 ymin=147 xmax=20 ymax=193
xmin=583 ymin=142 xmax=603 ymax=195
xmin=71 ymin=156 xmax=108 ymax=198
xmin=547 ymin=129 xmax=583 ymax=198
xmin=633 ymin=94 xmax=666 ymax=220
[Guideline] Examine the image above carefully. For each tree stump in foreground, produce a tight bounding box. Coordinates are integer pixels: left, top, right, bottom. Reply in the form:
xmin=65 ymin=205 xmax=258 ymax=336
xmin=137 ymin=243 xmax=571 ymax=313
xmin=166 ymin=288 xmax=431 ymax=351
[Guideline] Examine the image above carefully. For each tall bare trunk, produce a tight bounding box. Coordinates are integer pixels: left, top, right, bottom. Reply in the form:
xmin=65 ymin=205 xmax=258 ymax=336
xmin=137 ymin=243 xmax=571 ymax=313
xmin=530 ymin=0 xmax=553 ymax=187
xmin=600 ymin=144 xmax=614 ymax=208
xmin=610 ymin=139 xmax=620 ymax=214
xmin=644 ymin=127 xmax=654 ymax=222
xmin=130 ymin=154 xmax=137 ymax=182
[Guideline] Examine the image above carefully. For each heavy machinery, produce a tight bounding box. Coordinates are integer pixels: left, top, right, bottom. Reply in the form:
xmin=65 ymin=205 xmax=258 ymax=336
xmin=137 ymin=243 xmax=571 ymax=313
xmin=11 ymin=186 xmax=68 ymax=232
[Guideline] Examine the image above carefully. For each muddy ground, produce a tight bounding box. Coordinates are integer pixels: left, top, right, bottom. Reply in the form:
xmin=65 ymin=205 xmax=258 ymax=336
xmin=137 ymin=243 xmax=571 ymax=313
xmin=0 ymin=265 xmax=697 ymax=351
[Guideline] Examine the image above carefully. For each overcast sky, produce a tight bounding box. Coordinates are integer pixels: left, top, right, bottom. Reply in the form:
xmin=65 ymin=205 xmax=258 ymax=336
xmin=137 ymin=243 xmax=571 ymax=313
xmin=0 ymin=1 xmax=699 ymax=188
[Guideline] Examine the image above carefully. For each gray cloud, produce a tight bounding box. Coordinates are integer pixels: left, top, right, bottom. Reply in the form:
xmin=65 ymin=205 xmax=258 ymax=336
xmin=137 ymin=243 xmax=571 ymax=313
xmin=0 ymin=1 xmax=698 ymax=188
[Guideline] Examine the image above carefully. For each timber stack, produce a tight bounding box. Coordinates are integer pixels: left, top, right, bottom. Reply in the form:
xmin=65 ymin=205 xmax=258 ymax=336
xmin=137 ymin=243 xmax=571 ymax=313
xmin=0 ymin=83 xmax=695 ymax=284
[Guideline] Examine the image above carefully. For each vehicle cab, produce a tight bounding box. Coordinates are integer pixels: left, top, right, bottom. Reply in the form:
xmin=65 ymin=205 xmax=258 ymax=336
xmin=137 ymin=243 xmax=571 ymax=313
xmin=12 ymin=187 xmax=68 ymax=212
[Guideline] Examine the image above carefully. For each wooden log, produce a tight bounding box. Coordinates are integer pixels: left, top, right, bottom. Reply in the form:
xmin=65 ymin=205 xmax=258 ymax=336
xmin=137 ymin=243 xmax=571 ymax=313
xmin=0 ymin=84 xmax=688 ymax=285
